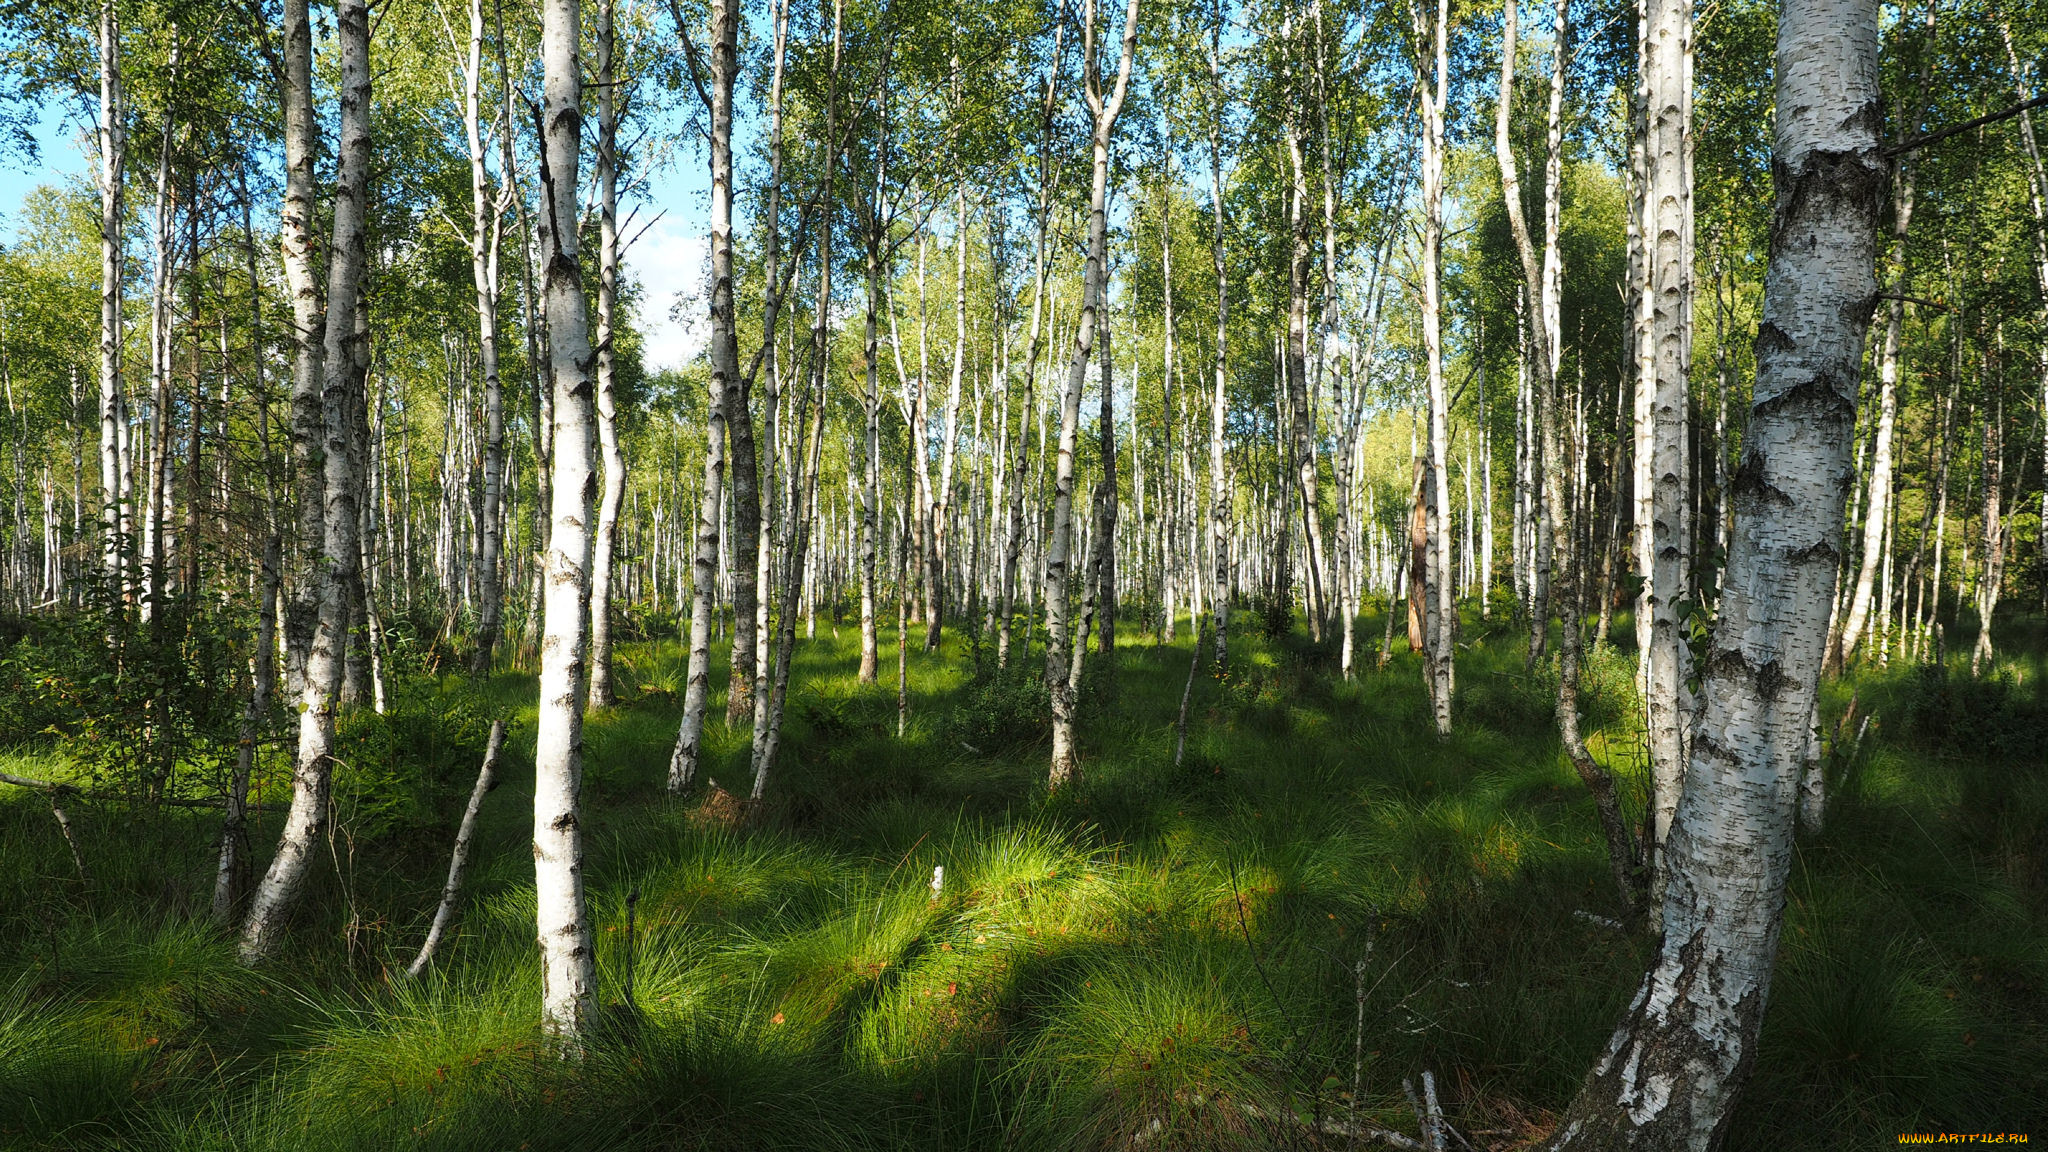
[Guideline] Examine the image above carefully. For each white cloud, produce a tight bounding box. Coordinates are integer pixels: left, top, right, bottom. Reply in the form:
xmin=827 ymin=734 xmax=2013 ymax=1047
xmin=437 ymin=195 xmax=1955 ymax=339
xmin=624 ymin=218 xmax=709 ymax=373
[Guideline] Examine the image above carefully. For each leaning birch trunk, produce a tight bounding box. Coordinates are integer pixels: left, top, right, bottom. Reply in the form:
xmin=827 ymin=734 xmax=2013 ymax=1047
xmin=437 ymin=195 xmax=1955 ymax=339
xmin=752 ymin=0 xmax=843 ymax=802
xmin=1044 ymin=0 xmax=1139 ymax=791
xmin=96 ymin=0 xmax=127 ymax=589
xmin=406 ymin=720 xmax=506 ymax=977
xmin=667 ymin=0 xmax=739 ymax=791
xmin=1206 ymin=8 xmax=1231 ymax=665
xmin=586 ymin=0 xmax=626 ymax=709
xmin=1546 ymin=0 xmax=1883 ymax=1138
xmin=1638 ymin=0 xmax=1695 ymax=904
xmin=533 ymin=0 xmax=601 ymax=1040
xmin=240 ymin=0 xmax=371 ymax=965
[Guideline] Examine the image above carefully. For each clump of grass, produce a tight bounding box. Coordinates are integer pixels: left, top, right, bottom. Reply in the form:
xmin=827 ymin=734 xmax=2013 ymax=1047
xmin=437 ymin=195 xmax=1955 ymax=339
xmin=1 ymin=618 xmax=2043 ymax=1150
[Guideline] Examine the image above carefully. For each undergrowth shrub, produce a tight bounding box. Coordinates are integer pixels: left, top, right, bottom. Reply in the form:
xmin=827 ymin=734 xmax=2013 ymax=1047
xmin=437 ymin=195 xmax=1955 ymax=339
xmin=0 ymin=600 xmax=244 ymax=801
xmin=332 ymin=679 xmax=497 ymax=841
xmin=1892 ymin=664 xmax=2046 ymax=761
xmin=945 ymin=667 xmax=1049 ymax=754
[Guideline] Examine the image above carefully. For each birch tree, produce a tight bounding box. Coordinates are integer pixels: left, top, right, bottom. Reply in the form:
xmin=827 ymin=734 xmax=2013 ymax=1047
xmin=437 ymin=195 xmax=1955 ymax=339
xmin=586 ymin=0 xmax=627 ymax=708
xmin=666 ymin=0 xmax=739 ymax=790
xmin=1044 ymin=0 xmax=1139 ymax=790
xmin=1547 ymin=0 xmax=1884 ymax=1137
xmin=1411 ymin=0 xmax=1452 ymax=735
xmin=1636 ymin=0 xmax=1695 ymax=889
xmin=95 ymin=0 xmax=126 ymax=589
xmin=241 ymin=0 xmax=372 ymax=965
xmin=533 ymin=0 xmax=601 ymax=1039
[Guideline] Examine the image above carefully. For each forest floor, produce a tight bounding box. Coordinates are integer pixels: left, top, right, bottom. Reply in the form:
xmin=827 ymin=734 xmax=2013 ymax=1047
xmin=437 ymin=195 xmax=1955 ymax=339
xmin=1 ymin=609 xmax=2044 ymax=1150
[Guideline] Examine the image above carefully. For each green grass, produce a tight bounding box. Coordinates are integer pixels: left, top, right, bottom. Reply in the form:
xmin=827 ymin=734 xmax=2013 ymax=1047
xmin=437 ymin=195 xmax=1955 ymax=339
xmin=0 ymin=608 xmax=2042 ymax=1150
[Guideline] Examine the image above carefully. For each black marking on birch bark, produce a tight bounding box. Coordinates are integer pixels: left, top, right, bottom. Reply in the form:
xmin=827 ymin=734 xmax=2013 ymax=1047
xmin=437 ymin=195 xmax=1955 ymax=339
xmin=1786 ymin=539 xmax=1839 ymax=565
xmin=1752 ymin=377 xmax=1856 ymax=421
xmin=1705 ymin=645 xmax=1754 ymax=682
xmin=1752 ymin=660 xmax=1796 ymax=701
xmin=1729 ymin=452 xmax=1791 ymax=506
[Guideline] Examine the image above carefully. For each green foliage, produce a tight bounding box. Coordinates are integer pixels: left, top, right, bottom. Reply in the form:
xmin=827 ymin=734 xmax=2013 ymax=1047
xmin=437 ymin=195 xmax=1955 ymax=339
xmin=1890 ymin=663 xmax=2047 ymax=762
xmin=943 ymin=664 xmax=1049 ymax=754
xmin=0 ymin=597 xmax=245 ymax=801
xmin=333 ymin=679 xmax=498 ymax=842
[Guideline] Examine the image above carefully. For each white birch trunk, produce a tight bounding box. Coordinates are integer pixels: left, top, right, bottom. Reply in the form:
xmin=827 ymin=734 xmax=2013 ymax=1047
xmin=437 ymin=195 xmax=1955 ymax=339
xmin=240 ymin=0 xmax=371 ymax=965
xmin=1046 ymin=0 xmax=1138 ymax=790
xmin=96 ymin=0 xmax=126 ymax=588
xmin=534 ymin=0 xmax=600 ymax=1039
xmin=1549 ymin=0 xmax=1883 ymax=1137
xmin=1639 ymin=0 xmax=1695 ymax=899
xmin=587 ymin=0 xmax=626 ymax=709
xmin=406 ymin=719 xmax=506 ymax=977
xmin=668 ymin=0 xmax=739 ymax=789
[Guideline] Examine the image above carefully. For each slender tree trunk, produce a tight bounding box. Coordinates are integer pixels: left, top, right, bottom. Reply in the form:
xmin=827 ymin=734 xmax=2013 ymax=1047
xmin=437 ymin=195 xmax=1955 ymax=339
xmin=1093 ymin=297 xmax=1119 ymax=657
xmin=858 ymin=91 xmax=891 ymax=687
xmin=667 ymin=0 xmax=740 ymax=789
xmin=531 ymin=0 xmax=602 ymax=1040
xmin=1414 ymin=0 xmax=1452 ymax=734
xmin=1972 ymin=385 xmax=2005 ymax=673
xmin=463 ymin=0 xmax=509 ymax=676
xmin=241 ymin=0 xmax=371 ymax=965
xmin=96 ymin=0 xmax=127 ymax=590
xmin=280 ymin=0 xmax=326 ymax=698
xmin=1638 ymin=0 xmax=1695 ymax=902
xmin=1283 ymin=66 xmax=1327 ymax=641
xmin=999 ymin=55 xmax=1061 ymax=669
xmin=1046 ymin=0 xmax=1138 ymax=790
xmin=1495 ymin=0 xmax=1559 ymax=670
xmin=926 ymin=166 xmax=969 ymax=653
xmin=752 ymin=0 xmax=843 ymax=801
xmin=1833 ymin=0 xmax=1933 ymax=673
xmin=1548 ymin=0 xmax=1883 ymax=1136
xmin=406 ymin=720 xmax=506 ymax=977
xmin=1207 ymin=4 xmax=1231 ymax=665
xmin=586 ymin=0 xmax=627 ymax=709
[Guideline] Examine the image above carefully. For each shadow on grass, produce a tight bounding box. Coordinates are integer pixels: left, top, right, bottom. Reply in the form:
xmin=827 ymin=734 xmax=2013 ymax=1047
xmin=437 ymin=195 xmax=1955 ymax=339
xmin=0 ymin=610 xmax=2042 ymax=1149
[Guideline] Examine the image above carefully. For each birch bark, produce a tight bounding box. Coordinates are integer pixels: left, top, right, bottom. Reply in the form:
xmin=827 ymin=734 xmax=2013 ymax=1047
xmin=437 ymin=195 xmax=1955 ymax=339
xmin=533 ymin=0 xmax=601 ymax=1039
xmin=1638 ymin=0 xmax=1696 ymax=900
xmin=96 ymin=0 xmax=127 ymax=589
xmin=1547 ymin=0 xmax=1883 ymax=1137
xmin=667 ymin=0 xmax=739 ymax=789
xmin=1045 ymin=0 xmax=1138 ymax=790
xmin=241 ymin=0 xmax=371 ymax=965
xmin=586 ymin=0 xmax=626 ymax=708
xmin=1207 ymin=4 xmax=1231 ymax=664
